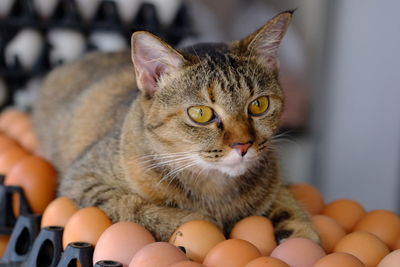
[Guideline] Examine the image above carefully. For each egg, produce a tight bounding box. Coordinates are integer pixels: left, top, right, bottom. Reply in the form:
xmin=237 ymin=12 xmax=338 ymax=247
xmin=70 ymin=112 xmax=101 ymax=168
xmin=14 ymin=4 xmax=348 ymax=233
xmin=89 ymin=32 xmax=128 ymax=52
xmin=0 ymin=135 xmax=18 ymax=153
xmin=0 ymin=109 xmax=27 ymax=132
xmin=169 ymin=220 xmax=225 ymax=263
xmin=75 ymin=0 xmax=100 ymax=21
xmin=41 ymin=197 xmax=78 ymax=228
xmin=314 ymin=252 xmax=365 ymax=267
xmin=33 ymin=0 xmax=59 ymax=18
xmin=48 ymin=29 xmax=86 ymax=66
xmin=0 ymin=0 xmax=14 ymax=16
xmin=289 ymin=183 xmax=324 ymax=215
xmin=63 ymin=207 xmax=112 ymax=249
xmin=93 ymin=222 xmax=155 ymax=266
xmin=271 ymin=237 xmax=326 ymax=267
xmin=170 ymin=261 xmax=206 ymax=267
xmin=353 ymin=210 xmax=400 ymax=250
xmin=334 ymin=231 xmax=389 ymax=267
xmin=5 ymin=113 xmax=31 ymax=142
xmin=5 ymin=155 xmax=57 ymax=215
xmin=311 ymin=215 xmax=346 ymax=253
xmin=270 ymin=238 xmax=325 ymax=267
xmin=0 ymin=235 xmax=10 ymax=257
xmin=114 ymin=0 xmax=142 ymax=24
xmin=0 ymin=146 xmax=30 ymax=175
xmin=244 ymin=256 xmax=289 ymax=267
xmin=322 ymin=199 xmax=366 ymax=232
xmin=144 ymin=0 xmax=182 ymax=25
xmin=377 ymin=249 xmax=400 ymax=267
xmin=203 ymin=239 xmax=261 ymax=267
xmin=129 ymin=242 xmax=187 ymax=267
xmin=393 ymin=237 xmax=400 ymax=250
xmin=230 ymin=216 xmax=276 ymax=256
xmin=19 ymin=130 xmax=40 ymax=154
xmin=4 ymin=29 xmax=44 ymax=71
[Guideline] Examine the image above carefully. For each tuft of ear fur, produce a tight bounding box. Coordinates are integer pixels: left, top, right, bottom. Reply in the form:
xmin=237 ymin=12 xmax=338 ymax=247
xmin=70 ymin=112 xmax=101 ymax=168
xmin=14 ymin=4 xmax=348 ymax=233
xmin=235 ymin=11 xmax=293 ymax=69
xmin=131 ymin=31 xmax=186 ymax=96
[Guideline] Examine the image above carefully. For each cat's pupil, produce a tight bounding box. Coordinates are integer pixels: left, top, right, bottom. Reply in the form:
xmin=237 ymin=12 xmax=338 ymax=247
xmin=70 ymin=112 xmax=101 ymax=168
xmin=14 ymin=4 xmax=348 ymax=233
xmin=199 ymin=109 xmax=203 ymax=116
xmin=255 ymin=100 xmax=260 ymax=107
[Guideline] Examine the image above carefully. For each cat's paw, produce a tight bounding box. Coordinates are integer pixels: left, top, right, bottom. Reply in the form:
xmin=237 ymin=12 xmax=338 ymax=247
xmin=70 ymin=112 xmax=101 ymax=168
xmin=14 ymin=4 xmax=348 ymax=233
xmin=275 ymin=220 xmax=320 ymax=244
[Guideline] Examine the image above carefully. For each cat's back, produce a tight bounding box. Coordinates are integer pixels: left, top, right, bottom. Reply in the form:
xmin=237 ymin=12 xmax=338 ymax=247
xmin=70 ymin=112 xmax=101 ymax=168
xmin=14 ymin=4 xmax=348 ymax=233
xmin=33 ymin=51 xmax=137 ymax=171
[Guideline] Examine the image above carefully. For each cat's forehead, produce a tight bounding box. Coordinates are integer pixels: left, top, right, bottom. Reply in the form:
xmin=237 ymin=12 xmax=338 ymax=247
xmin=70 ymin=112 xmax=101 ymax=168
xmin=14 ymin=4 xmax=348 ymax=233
xmin=159 ymin=43 xmax=280 ymax=110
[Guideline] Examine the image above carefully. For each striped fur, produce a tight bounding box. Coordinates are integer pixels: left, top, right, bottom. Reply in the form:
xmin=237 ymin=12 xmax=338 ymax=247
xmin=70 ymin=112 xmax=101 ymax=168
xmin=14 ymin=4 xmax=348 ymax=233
xmin=32 ymin=11 xmax=319 ymax=242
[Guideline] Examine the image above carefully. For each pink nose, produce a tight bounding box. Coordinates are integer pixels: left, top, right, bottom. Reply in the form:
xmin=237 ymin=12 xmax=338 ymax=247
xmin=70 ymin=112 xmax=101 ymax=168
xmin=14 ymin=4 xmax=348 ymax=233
xmin=230 ymin=141 xmax=253 ymax=156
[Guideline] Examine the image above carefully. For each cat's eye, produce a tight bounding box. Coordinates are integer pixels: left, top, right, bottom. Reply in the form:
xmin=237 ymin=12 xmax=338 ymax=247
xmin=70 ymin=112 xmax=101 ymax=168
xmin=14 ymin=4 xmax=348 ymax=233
xmin=248 ymin=96 xmax=270 ymax=116
xmin=187 ymin=106 xmax=214 ymax=124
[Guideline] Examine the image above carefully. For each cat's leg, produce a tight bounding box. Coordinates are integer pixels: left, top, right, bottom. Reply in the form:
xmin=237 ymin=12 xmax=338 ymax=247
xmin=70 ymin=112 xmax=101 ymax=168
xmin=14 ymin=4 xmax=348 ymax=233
xmin=59 ymin=172 xmax=219 ymax=241
xmin=263 ymin=186 xmax=320 ymax=244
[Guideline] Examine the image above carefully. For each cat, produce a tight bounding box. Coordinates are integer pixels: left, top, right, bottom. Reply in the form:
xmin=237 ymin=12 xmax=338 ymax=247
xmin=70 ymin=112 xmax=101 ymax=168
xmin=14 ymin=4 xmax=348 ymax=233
xmin=32 ymin=11 xmax=319 ymax=243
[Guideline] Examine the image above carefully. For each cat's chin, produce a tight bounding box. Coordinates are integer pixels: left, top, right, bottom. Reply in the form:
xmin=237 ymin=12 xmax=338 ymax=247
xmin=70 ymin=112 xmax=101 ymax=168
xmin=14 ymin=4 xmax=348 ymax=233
xmin=196 ymin=149 xmax=258 ymax=178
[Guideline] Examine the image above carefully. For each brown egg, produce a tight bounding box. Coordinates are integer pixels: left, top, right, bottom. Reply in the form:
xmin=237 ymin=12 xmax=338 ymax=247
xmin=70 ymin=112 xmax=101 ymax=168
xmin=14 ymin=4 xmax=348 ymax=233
xmin=378 ymin=249 xmax=400 ymax=267
xmin=322 ymin=199 xmax=366 ymax=232
xmin=19 ymin=130 xmax=40 ymax=154
xmin=270 ymin=237 xmax=326 ymax=267
xmin=0 ymin=146 xmax=30 ymax=175
xmin=311 ymin=215 xmax=346 ymax=253
xmin=0 ymin=109 xmax=27 ymax=132
xmin=314 ymin=252 xmax=365 ymax=267
xmin=5 ymin=156 xmax=57 ymax=215
xmin=169 ymin=220 xmax=225 ymax=263
xmin=0 ymin=235 xmax=10 ymax=257
xmin=393 ymin=237 xmax=400 ymax=250
xmin=244 ymin=256 xmax=290 ymax=267
xmin=230 ymin=216 xmax=276 ymax=256
xmin=6 ymin=114 xmax=31 ymax=142
xmin=334 ymin=231 xmax=389 ymax=267
xmin=170 ymin=261 xmax=206 ymax=267
xmin=203 ymin=239 xmax=261 ymax=267
xmin=289 ymin=183 xmax=324 ymax=215
xmin=63 ymin=207 xmax=112 ymax=248
xmin=41 ymin=197 xmax=78 ymax=228
xmin=353 ymin=210 xmax=400 ymax=250
xmin=93 ymin=222 xmax=155 ymax=266
xmin=0 ymin=135 xmax=18 ymax=153
xmin=129 ymin=242 xmax=187 ymax=267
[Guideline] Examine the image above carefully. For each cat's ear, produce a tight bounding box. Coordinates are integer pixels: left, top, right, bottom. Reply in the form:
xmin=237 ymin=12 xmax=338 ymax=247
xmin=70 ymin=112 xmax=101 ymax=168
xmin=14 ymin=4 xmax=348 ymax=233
xmin=131 ymin=31 xmax=186 ymax=96
xmin=234 ymin=11 xmax=293 ymax=69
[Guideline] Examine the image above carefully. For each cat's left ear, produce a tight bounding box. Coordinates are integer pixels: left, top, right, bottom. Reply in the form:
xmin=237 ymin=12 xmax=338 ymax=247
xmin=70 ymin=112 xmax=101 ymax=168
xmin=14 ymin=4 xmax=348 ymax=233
xmin=131 ymin=31 xmax=186 ymax=96
xmin=233 ymin=11 xmax=293 ymax=69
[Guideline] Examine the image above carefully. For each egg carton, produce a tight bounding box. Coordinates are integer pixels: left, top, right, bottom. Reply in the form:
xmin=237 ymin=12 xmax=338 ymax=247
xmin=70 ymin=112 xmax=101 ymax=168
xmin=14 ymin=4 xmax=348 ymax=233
xmin=0 ymin=0 xmax=194 ymax=109
xmin=0 ymin=183 xmax=115 ymax=267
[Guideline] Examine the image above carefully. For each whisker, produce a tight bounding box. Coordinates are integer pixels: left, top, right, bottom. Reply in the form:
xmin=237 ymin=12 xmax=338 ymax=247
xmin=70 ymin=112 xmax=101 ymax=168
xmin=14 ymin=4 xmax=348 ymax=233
xmin=158 ymin=162 xmax=197 ymax=186
xmin=138 ymin=155 xmax=194 ymax=165
xmin=143 ymin=157 xmax=194 ymax=173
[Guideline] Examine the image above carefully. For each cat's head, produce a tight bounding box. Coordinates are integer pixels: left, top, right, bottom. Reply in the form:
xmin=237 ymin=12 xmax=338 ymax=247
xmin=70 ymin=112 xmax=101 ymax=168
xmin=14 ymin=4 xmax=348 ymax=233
xmin=130 ymin=11 xmax=292 ymax=178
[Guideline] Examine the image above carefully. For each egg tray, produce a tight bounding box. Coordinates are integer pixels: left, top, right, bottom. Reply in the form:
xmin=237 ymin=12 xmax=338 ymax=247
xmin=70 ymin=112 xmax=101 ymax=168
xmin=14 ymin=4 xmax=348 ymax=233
xmin=0 ymin=0 xmax=194 ymax=109
xmin=0 ymin=183 xmax=111 ymax=267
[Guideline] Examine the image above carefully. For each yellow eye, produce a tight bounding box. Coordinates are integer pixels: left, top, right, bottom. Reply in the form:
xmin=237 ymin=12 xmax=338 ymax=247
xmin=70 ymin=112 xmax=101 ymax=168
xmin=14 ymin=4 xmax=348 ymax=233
xmin=188 ymin=106 xmax=214 ymax=124
xmin=248 ymin=96 xmax=269 ymax=116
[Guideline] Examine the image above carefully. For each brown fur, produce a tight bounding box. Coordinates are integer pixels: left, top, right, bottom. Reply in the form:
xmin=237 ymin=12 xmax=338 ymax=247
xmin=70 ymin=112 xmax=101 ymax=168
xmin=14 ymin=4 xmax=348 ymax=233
xmin=33 ymin=11 xmax=319 ymax=242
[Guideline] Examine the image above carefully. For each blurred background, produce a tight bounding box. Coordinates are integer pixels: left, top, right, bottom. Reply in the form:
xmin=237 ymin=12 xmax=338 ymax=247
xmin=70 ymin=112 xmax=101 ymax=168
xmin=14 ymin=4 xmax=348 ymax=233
xmin=0 ymin=0 xmax=399 ymax=212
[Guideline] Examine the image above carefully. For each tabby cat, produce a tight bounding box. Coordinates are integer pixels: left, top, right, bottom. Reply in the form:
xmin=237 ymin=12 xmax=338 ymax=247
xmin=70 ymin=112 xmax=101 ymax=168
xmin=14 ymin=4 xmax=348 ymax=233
xmin=33 ymin=11 xmax=319 ymax=243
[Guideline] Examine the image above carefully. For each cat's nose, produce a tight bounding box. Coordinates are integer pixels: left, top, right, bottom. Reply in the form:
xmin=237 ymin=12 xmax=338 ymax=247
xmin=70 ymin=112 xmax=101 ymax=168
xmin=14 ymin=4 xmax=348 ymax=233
xmin=230 ymin=141 xmax=254 ymax=157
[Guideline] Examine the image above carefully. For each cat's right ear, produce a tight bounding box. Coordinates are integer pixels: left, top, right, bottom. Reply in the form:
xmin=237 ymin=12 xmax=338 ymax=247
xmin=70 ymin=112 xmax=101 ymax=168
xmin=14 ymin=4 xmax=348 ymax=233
xmin=131 ymin=31 xmax=186 ymax=97
xmin=233 ymin=11 xmax=293 ymax=69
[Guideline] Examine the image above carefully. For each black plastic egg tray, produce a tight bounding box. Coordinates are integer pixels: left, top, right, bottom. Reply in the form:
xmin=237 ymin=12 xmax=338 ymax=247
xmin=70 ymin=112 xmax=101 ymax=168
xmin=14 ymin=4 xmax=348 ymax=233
xmin=0 ymin=0 xmax=194 ymax=109
xmin=0 ymin=181 xmax=122 ymax=267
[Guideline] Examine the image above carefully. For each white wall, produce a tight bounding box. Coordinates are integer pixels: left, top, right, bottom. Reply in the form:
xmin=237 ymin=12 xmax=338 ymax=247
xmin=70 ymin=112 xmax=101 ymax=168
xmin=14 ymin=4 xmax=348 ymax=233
xmin=314 ymin=0 xmax=400 ymax=212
